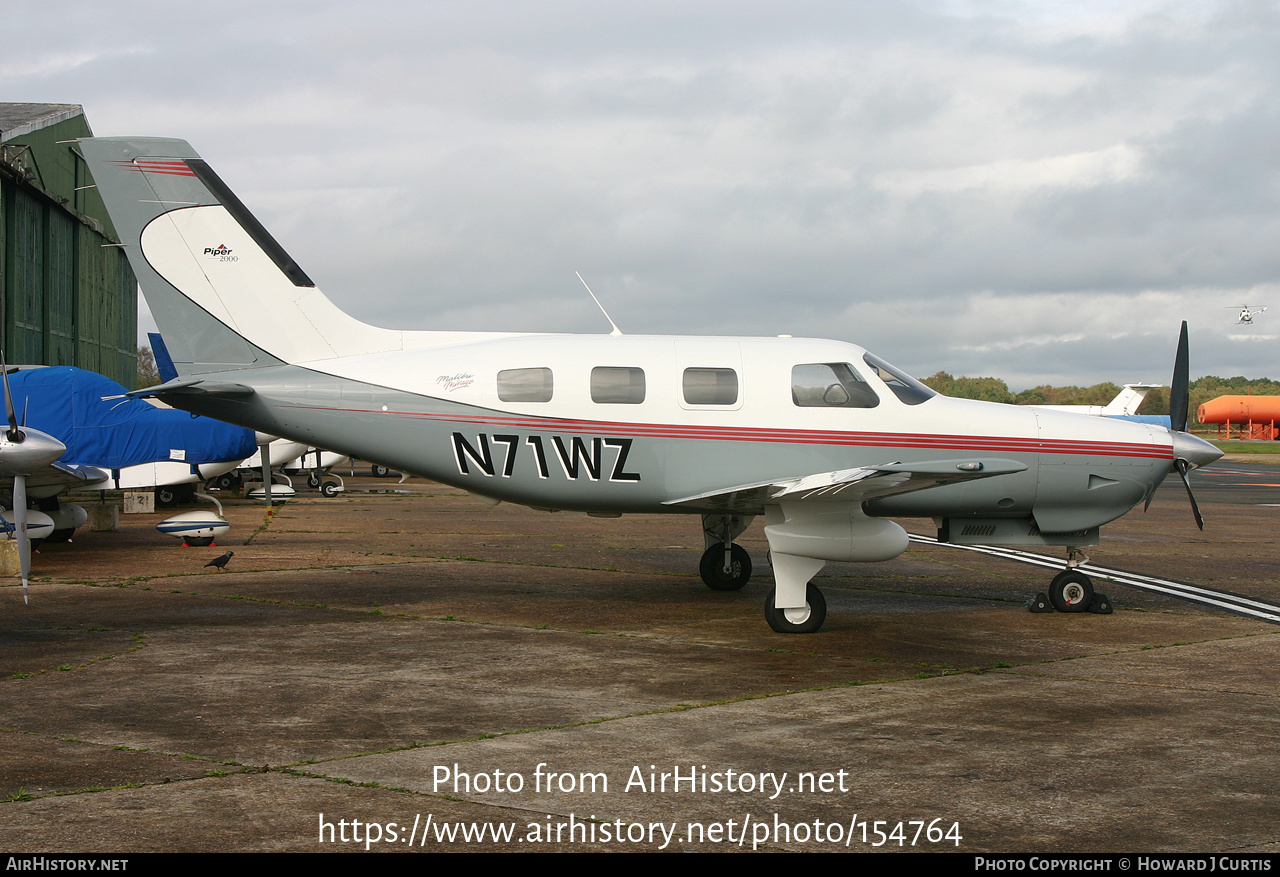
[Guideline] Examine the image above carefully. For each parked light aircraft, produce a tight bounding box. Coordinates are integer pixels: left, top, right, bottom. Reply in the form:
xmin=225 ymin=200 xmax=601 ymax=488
xmin=7 ymin=365 xmax=255 ymax=510
xmin=1032 ymin=384 xmax=1160 ymax=418
xmin=79 ymin=137 xmax=1223 ymax=632
xmin=0 ymin=363 xmax=71 ymax=603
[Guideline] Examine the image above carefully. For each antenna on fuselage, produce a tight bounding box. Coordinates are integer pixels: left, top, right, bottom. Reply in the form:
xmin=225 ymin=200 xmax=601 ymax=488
xmin=576 ymin=271 xmax=623 ymax=337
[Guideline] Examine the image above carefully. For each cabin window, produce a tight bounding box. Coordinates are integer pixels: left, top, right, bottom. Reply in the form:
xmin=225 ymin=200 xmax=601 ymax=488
xmin=862 ymin=353 xmax=935 ymax=405
xmin=497 ymin=368 xmax=554 ymax=402
xmin=791 ymin=363 xmax=879 ymax=408
xmin=682 ymin=367 xmax=739 ymax=405
xmin=591 ymin=366 xmax=646 ymax=404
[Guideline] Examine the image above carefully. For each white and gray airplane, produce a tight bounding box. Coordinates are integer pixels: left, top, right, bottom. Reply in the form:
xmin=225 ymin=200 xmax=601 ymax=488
xmin=78 ymin=137 xmax=1222 ymax=632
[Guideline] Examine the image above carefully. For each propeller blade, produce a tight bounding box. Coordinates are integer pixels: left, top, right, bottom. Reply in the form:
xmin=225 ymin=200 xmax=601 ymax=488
xmin=0 ymin=350 xmax=20 ymax=442
xmin=1175 ymin=459 xmax=1205 ymax=531
xmin=1169 ymin=321 xmax=1190 ymax=433
xmin=14 ymin=473 xmax=29 ymax=604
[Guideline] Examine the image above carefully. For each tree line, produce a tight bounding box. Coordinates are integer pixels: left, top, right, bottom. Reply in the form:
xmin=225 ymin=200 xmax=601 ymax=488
xmin=920 ymin=372 xmax=1280 ymax=428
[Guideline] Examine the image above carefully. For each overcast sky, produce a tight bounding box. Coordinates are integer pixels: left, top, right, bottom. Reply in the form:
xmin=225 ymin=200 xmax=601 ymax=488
xmin=10 ymin=0 xmax=1280 ymax=388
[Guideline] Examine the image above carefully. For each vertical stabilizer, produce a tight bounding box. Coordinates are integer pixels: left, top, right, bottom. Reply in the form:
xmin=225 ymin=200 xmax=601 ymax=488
xmin=78 ymin=137 xmax=404 ymax=376
xmin=1101 ymin=383 xmax=1159 ymax=417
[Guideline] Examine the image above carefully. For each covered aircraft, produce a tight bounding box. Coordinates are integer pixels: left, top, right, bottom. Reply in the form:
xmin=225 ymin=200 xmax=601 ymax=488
xmin=2 ymin=366 xmax=255 ymax=553
xmin=79 ymin=137 xmax=1222 ymax=632
xmin=6 ymin=366 xmax=256 ymax=494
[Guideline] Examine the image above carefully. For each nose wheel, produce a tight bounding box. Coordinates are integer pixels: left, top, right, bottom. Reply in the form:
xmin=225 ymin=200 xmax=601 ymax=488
xmin=1049 ymin=570 xmax=1094 ymax=612
xmin=1030 ymin=570 xmax=1112 ymax=614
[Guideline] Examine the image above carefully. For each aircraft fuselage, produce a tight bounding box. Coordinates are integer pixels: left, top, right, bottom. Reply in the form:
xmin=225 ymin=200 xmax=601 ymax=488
xmin=166 ymin=332 xmax=1174 ymax=535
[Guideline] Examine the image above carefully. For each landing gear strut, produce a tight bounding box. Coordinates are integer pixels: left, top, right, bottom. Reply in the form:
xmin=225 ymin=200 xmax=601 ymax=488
xmin=1029 ymin=547 xmax=1112 ymax=614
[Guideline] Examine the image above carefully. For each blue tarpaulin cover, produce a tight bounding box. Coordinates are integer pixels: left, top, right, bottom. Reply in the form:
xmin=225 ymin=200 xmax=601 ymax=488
xmin=9 ymin=366 xmax=255 ymax=468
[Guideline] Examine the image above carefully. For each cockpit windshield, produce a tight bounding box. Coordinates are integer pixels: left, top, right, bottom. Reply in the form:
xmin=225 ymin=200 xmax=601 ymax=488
xmin=862 ymin=353 xmax=935 ymax=405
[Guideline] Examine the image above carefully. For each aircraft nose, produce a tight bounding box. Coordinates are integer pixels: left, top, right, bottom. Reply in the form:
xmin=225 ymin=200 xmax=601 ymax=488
xmin=0 ymin=429 xmax=67 ymax=474
xmin=1171 ymin=431 xmax=1223 ymax=470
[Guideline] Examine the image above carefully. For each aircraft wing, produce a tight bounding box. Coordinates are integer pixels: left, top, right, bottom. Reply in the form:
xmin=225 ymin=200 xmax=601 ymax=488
xmin=23 ymin=463 xmax=111 ymax=495
xmin=663 ymin=458 xmax=1028 ymax=514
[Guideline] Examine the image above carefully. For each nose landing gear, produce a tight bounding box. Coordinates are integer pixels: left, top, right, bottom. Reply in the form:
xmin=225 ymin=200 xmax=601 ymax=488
xmin=1049 ymin=570 xmax=1094 ymax=612
xmin=1030 ymin=548 xmax=1113 ymax=615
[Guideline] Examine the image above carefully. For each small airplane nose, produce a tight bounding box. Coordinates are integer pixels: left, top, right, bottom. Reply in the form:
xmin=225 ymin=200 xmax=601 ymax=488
xmin=0 ymin=429 xmax=67 ymax=474
xmin=1171 ymin=431 xmax=1223 ymax=469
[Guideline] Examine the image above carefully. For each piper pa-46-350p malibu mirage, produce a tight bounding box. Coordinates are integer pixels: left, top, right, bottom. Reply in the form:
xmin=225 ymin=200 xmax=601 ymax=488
xmin=79 ymin=137 xmax=1222 ymax=633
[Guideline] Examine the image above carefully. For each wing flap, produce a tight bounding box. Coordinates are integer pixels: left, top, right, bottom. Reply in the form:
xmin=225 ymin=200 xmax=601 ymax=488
xmin=664 ymin=458 xmax=1028 ymax=513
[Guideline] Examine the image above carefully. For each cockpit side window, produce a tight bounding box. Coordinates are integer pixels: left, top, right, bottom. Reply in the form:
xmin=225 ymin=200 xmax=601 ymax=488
xmin=862 ymin=353 xmax=935 ymax=405
xmin=791 ymin=363 xmax=879 ymax=408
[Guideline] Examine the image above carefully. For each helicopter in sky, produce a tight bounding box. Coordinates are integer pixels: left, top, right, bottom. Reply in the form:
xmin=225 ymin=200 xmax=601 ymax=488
xmin=1229 ymin=305 xmax=1267 ymax=325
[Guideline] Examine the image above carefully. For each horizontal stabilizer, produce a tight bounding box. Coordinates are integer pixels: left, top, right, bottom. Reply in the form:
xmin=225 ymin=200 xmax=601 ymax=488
xmin=121 ymin=378 xmax=257 ymax=399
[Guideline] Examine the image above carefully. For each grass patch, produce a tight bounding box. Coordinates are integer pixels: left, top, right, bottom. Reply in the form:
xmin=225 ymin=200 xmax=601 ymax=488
xmin=1215 ymin=440 xmax=1280 ymax=455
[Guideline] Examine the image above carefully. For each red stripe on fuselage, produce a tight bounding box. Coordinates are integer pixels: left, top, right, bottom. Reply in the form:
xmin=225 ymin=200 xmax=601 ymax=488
xmin=284 ymin=404 xmax=1174 ymax=461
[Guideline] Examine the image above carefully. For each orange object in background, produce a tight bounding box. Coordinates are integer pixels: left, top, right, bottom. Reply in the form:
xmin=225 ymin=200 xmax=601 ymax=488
xmin=1198 ymin=395 xmax=1280 ymax=440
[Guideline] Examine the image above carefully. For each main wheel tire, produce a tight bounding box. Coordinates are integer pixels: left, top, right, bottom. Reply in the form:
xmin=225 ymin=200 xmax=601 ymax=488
xmin=156 ymin=487 xmax=177 ymax=506
xmin=1049 ymin=571 xmax=1094 ymax=613
xmin=371 ymin=464 xmax=391 ymax=477
xmin=320 ymin=481 xmax=340 ymax=497
xmin=306 ymin=473 xmax=322 ymax=489
xmin=216 ymin=473 xmax=240 ymax=490
xmin=764 ymin=584 xmax=827 ymax=633
xmin=699 ymin=544 xmax=752 ymax=591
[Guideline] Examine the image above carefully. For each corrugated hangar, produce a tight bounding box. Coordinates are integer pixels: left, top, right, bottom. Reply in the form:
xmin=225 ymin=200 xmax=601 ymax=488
xmin=0 ymin=102 xmax=136 ymax=387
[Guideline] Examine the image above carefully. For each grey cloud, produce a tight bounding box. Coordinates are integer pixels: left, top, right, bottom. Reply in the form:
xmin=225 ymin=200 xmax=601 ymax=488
xmin=9 ymin=0 xmax=1279 ymax=389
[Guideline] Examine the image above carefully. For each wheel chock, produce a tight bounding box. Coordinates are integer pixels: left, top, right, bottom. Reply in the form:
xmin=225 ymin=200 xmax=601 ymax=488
xmin=1028 ymin=592 xmax=1054 ymax=613
xmin=1087 ymin=593 xmax=1114 ymax=614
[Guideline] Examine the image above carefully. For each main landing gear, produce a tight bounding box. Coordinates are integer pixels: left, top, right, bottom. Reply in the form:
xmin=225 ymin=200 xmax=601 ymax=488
xmin=699 ymin=513 xmax=754 ymax=591
xmin=695 ymin=511 xmax=835 ymax=633
xmin=699 ymin=543 xmax=751 ymax=590
xmin=764 ymin=583 xmax=827 ymax=634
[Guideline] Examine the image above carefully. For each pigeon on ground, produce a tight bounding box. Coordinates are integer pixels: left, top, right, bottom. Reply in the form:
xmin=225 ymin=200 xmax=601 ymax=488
xmin=204 ymin=551 xmax=234 ymax=570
